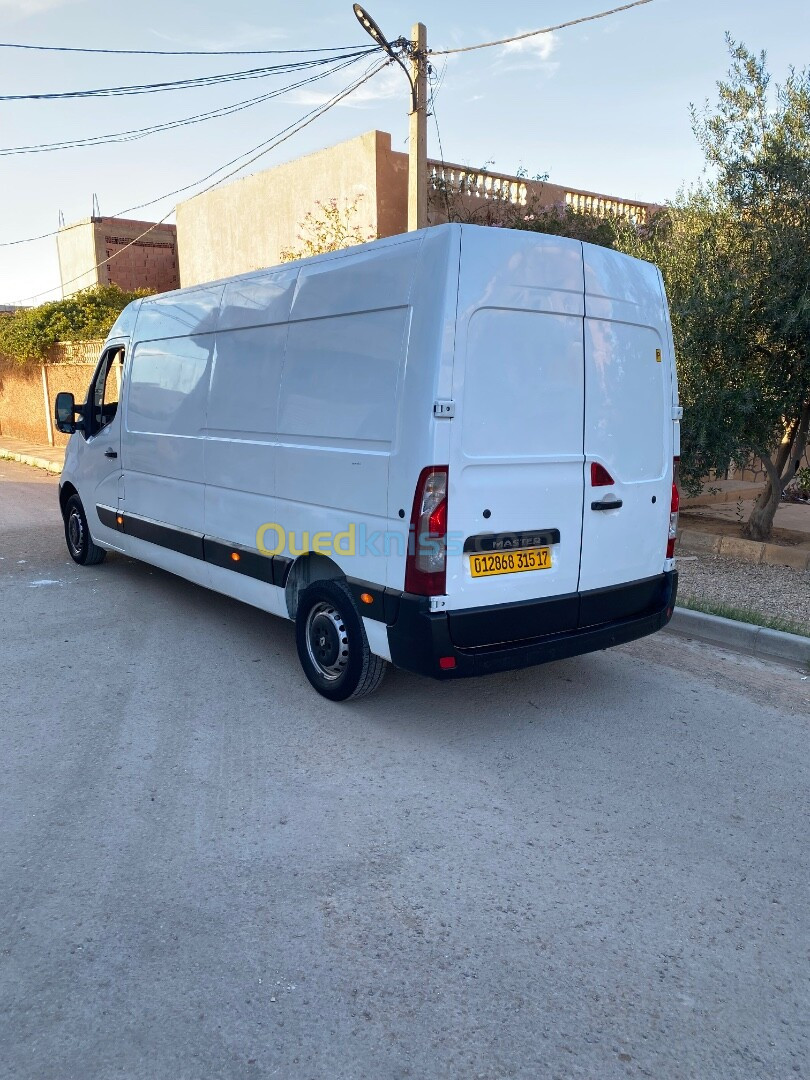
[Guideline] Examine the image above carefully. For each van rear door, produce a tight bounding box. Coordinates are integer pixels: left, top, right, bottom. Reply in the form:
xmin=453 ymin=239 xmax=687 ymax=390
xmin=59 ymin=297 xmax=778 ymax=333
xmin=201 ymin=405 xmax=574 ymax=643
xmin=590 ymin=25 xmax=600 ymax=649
xmin=578 ymin=245 xmax=674 ymax=595
xmin=445 ymin=228 xmax=586 ymax=624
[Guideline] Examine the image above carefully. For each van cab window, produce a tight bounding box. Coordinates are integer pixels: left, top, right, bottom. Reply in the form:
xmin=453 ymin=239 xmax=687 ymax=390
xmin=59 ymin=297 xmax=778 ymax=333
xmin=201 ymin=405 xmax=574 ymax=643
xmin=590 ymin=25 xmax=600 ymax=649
xmin=87 ymin=347 xmax=124 ymax=437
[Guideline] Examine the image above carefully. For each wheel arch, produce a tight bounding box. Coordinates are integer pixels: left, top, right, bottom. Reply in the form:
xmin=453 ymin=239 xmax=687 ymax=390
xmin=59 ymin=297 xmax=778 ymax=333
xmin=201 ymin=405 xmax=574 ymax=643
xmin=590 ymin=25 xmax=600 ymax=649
xmin=285 ymin=553 xmax=345 ymax=619
xmin=59 ymin=481 xmax=78 ymax=514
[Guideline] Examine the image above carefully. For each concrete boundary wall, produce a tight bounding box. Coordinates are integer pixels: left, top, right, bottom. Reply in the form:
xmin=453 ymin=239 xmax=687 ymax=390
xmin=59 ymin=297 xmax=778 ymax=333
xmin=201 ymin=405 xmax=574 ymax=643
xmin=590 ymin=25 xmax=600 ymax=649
xmin=0 ymin=342 xmax=102 ymax=446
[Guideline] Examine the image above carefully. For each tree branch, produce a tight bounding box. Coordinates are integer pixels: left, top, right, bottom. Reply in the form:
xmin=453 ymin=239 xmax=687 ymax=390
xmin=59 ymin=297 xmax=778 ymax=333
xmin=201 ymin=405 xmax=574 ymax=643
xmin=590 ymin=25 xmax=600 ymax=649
xmin=778 ymin=400 xmax=810 ymax=489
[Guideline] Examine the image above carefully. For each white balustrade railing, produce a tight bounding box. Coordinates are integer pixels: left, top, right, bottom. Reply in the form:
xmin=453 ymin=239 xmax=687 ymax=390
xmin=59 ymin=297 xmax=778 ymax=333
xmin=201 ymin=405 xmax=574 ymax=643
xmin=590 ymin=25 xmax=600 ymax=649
xmin=564 ymin=190 xmax=648 ymax=225
xmin=429 ymin=164 xmax=528 ymax=207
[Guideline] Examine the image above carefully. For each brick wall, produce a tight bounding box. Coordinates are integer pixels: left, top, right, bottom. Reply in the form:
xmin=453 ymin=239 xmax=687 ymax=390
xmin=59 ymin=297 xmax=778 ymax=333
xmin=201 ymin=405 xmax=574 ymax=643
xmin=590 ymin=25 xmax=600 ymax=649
xmin=99 ymin=225 xmax=179 ymax=294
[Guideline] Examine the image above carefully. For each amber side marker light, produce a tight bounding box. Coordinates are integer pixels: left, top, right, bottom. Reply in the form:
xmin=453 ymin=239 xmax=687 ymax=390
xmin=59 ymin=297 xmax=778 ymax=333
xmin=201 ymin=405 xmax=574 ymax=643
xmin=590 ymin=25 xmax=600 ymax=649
xmin=360 ymin=592 xmax=374 ymax=605
xmin=230 ymin=552 xmax=241 ymax=563
xmin=116 ymin=515 xmax=123 ymax=526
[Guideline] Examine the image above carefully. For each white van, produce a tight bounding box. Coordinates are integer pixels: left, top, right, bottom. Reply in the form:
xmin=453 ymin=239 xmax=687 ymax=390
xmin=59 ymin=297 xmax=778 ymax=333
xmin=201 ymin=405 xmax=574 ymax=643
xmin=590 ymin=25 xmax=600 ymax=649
xmin=55 ymin=224 xmax=680 ymax=700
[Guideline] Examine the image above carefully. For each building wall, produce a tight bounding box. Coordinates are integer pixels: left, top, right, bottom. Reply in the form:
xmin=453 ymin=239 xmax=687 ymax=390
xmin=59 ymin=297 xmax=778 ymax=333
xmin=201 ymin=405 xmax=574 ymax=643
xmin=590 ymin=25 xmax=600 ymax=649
xmin=56 ymin=218 xmax=179 ymax=297
xmin=56 ymin=221 xmax=99 ymax=295
xmin=177 ymin=130 xmax=398 ymax=287
xmin=176 ymin=129 xmax=659 ymax=287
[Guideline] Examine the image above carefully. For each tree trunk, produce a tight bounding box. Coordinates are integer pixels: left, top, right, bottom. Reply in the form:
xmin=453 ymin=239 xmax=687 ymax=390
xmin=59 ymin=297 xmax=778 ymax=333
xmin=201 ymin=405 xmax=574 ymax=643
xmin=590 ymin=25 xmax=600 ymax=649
xmin=750 ymin=416 xmax=799 ymax=518
xmin=744 ymin=402 xmax=810 ymax=541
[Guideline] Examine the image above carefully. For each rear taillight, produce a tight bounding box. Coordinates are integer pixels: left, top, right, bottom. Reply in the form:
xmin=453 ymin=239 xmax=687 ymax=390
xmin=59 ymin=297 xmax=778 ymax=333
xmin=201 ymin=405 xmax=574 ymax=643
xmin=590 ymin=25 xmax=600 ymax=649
xmin=405 ymin=466 xmax=448 ymax=595
xmin=590 ymin=462 xmax=615 ymax=487
xmin=666 ymin=457 xmax=680 ymax=559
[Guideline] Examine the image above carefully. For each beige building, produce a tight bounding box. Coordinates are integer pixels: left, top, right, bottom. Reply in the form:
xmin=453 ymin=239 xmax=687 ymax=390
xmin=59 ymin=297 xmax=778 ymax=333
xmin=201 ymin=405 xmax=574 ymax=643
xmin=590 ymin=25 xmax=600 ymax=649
xmin=53 ymin=132 xmax=659 ymax=296
xmin=56 ymin=216 xmax=179 ymax=297
xmin=176 ymin=129 xmax=658 ymax=288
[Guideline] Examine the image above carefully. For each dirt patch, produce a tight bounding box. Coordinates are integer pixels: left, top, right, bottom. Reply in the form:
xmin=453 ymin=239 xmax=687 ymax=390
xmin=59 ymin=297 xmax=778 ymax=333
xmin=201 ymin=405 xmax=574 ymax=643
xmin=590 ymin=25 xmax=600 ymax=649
xmin=679 ymin=509 xmax=808 ymax=548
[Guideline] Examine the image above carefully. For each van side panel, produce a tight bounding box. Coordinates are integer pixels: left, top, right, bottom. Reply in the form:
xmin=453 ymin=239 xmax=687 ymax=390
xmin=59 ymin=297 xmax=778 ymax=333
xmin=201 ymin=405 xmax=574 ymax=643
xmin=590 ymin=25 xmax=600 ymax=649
xmin=203 ymin=271 xmax=297 ymax=559
xmin=122 ymin=286 xmax=222 ymax=537
xmin=273 ymin=241 xmax=421 ymax=588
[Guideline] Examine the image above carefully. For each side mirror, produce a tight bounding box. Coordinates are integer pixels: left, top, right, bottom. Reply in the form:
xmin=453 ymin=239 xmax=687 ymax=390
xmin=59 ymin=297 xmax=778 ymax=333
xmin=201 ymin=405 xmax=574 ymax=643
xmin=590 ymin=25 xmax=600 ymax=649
xmin=55 ymin=391 xmax=83 ymax=434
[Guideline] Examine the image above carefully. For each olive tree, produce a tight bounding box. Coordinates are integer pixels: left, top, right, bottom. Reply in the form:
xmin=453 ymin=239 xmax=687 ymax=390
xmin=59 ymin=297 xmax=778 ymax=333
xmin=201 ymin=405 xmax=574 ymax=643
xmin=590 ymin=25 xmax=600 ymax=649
xmin=627 ymin=40 xmax=810 ymax=539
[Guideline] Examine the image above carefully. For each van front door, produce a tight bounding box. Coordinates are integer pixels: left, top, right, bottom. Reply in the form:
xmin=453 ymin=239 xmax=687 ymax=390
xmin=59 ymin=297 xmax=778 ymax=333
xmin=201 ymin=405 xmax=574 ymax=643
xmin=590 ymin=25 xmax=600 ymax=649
xmin=73 ymin=344 xmax=126 ymax=549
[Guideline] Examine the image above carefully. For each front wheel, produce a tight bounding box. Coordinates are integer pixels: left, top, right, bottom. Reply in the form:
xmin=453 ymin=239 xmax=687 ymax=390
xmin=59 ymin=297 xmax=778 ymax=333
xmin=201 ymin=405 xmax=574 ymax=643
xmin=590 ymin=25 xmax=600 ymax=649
xmin=295 ymin=580 xmax=387 ymax=701
xmin=63 ymin=494 xmax=106 ymax=566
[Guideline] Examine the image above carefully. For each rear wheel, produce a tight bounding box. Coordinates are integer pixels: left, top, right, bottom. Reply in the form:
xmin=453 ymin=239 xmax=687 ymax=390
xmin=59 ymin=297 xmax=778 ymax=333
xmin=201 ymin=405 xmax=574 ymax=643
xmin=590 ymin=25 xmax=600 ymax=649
xmin=63 ymin=494 xmax=106 ymax=566
xmin=295 ymin=579 xmax=387 ymax=701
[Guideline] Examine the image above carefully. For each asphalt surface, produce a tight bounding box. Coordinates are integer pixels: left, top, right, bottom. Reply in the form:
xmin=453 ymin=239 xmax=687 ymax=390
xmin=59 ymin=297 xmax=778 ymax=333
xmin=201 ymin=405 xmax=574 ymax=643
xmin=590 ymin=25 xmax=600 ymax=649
xmin=1 ymin=459 xmax=808 ymax=1080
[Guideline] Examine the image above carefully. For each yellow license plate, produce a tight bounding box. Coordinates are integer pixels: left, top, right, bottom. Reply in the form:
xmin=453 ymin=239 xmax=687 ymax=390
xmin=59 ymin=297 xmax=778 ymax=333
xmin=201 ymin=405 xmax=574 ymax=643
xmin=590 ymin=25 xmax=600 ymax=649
xmin=469 ymin=546 xmax=552 ymax=578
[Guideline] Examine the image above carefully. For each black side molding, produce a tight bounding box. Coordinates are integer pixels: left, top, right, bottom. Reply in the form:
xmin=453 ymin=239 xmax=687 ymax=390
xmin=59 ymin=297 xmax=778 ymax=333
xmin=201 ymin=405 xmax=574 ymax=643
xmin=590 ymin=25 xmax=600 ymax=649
xmin=125 ymin=513 xmax=204 ymax=561
xmin=203 ymin=537 xmax=275 ymax=584
xmin=96 ymin=506 xmax=294 ymax=591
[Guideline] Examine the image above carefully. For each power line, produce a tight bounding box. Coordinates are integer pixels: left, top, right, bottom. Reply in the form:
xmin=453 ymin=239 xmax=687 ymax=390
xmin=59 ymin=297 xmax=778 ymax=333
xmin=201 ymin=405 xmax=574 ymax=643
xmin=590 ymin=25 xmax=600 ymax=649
xmin=14 ymin=58 xmax=390 ymax=305
xmin=0 ymin=41 xmax=371 ymax=56
xmin=431 ymin=0 xmax=653 ymax=56
xmin=0 ymin=54 xmax=371 ymax=244
xmin=0 ymin=53 xmax=366 ymax=156
xmin=427 ymin=67 xmax=452 ymax=223
xmin=115 ymin=56 xmax=389 ymax=220
xmin=0 ymin=48 xmax=379 ymax=101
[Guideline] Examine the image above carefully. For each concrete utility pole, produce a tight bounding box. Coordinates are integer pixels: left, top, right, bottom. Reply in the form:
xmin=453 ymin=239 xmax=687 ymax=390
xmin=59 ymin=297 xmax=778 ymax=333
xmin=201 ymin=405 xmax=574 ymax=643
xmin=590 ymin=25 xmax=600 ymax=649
xmin=353 ymin=6 xmax=429 ymax=232
xmin=408 ymin=22 xmax=428 ymax=232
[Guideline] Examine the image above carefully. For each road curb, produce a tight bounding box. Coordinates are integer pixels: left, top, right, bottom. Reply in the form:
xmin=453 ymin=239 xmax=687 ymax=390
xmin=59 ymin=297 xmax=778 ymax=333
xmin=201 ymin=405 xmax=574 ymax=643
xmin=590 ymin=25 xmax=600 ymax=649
xmin=667 ymin=607 xmax=810 ymax=666
xmin=0 ymin=448 xmax=63 ymax=475
xmin=678 ymin=527 xmax=810 ymax=570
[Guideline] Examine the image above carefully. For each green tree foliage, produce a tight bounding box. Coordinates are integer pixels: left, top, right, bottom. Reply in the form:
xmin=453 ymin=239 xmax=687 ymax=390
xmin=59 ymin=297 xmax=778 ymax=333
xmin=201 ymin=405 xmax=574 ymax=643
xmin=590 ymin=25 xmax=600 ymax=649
xmin=0 ymin=284 xmax=151 ymax=363
xmin=623 ymin=39 xmax=810 ymax=539
xmin=279 ymin=197 xmax=375 ymax=263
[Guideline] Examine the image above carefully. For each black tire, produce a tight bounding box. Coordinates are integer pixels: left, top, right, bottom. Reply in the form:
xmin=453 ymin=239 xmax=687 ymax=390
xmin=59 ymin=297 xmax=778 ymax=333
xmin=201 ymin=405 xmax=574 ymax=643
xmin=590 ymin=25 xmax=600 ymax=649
xmin=295 ymin=579 xmax=387 ymax=701
xmin=63 ymin=494 xmax=106 ymax=566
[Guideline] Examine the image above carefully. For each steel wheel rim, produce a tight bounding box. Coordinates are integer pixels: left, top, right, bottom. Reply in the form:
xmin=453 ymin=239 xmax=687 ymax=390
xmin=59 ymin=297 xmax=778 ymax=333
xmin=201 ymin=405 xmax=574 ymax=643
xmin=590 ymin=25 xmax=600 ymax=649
xmin=305 ymin=602 xmax=349 ymax=681
xmin=67 ymin=509 xmax=84 ymax=556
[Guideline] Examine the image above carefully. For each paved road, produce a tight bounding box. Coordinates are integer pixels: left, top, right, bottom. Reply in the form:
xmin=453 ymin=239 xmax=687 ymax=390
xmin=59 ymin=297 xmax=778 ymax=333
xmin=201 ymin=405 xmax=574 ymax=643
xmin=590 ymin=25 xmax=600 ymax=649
xmin=1 ymin=459 xmax=808 ymax=1080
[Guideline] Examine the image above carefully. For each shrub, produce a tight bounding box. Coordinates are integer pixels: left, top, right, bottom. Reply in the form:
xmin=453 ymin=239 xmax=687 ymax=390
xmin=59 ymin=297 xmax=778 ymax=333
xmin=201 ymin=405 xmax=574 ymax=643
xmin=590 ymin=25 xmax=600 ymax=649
xmin=0 ymin=285 xmax=151 ymax=363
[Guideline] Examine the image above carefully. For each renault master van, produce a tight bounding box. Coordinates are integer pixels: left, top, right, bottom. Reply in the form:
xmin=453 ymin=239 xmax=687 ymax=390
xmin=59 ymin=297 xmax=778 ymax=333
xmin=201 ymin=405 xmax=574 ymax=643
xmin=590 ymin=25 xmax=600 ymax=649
xmin=55 ymin=224 xmax=680 ymax=700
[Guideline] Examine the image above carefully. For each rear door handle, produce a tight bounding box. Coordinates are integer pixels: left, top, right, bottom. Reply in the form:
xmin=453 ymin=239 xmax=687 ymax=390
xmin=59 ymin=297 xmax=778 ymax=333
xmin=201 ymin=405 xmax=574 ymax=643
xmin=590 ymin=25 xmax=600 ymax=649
xmin=591 ymin=497 xmax=622 ymax=511
xmin=104 ymin=448 xmax=118 ymax=459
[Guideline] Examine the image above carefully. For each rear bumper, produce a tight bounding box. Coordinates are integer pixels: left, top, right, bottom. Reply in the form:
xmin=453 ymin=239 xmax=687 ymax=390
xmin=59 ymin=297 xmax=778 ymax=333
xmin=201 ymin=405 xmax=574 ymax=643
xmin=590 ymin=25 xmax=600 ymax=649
xmin=386 ymin=571 xmax=678 ymax=680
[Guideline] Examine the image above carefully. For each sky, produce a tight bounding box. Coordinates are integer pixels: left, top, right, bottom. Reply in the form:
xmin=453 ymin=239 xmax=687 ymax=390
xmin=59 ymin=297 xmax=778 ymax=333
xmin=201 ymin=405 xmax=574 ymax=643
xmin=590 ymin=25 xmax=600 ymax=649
xmin=0 ymin=0 xmax=807 ymax=304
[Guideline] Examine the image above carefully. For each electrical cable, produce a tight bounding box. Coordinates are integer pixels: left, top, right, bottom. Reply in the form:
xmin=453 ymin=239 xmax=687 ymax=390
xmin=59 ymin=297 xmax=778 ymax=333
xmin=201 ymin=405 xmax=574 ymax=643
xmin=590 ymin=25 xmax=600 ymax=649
xmin=431 ymin=0 xmax=653 ymax=56
xmin=0 ymin=41 xmax=371 ymax=56
xmin=0 ymin=54 xmax=373 ymax=244
xmin=0 ymin=53 xmax=366 ymax=156
xmin=13 ymin=57 xmax=390 ymax=304
xmin=427 ymin=68 xmax=452 ymax=223
xmin=0 ymin=48 xmax=379 ymax=101
xmin=115 ymin=55 xmax=389 ymax=220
